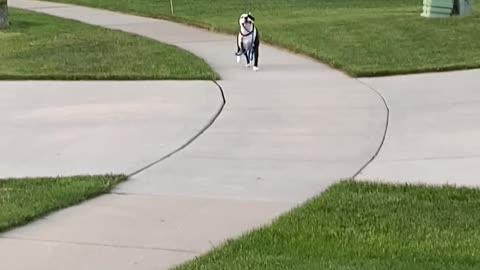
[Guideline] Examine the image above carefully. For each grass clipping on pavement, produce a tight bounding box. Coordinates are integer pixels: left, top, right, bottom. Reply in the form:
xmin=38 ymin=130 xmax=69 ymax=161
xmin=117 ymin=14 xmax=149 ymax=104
xmin=0 ymin=8 xmax=216 ymax=80
xmin=176 ymin=180 xmax=480 ymax=270
xmin=0 ymin=175 xmax=126 ymax=233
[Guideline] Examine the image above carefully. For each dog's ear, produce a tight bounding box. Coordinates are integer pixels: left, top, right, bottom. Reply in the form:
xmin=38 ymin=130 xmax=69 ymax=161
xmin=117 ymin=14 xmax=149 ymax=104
xmin=247 ymin=13 xmax=255 ymax=22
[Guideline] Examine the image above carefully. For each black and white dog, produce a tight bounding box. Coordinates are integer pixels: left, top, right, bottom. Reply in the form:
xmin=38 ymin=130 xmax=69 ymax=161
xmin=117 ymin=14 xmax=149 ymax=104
xmin=235 ymin=13 xmax=260 ymax=71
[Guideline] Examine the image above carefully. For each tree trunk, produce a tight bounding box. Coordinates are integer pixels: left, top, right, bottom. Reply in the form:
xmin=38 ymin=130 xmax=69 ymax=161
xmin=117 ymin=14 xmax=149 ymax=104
xmin=0 ymin=1 xmax=9 ymax=29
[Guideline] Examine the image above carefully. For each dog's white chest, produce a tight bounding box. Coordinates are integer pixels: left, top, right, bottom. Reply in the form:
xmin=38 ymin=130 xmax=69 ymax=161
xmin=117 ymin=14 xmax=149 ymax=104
xmin=241 ymin=35 xmax=253 ymax=49
xmin=238 ymin=30 xmax=256 ymax=51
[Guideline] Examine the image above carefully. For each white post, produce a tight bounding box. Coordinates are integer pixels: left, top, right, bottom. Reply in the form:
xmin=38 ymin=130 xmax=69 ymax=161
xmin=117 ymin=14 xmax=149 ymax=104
xmin=170 ymin=0 xmax=174 ymax=15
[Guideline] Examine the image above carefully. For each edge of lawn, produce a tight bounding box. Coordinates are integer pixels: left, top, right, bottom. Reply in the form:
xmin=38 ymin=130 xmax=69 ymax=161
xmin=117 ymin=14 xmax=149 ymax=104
xmin=170 ymin=178 xmax=358 ymax=269
xmin=0 ymin=73 xmax=219 ymax=80
xmin=33 ymin=3 xmax=480 ymax=78
xmin=1 ymin=9 xmax=220 ymax=81
xmin=144 ymin=16 xmax=480 ymax=78
xmin=0 ymin=174 xmax=127 ymax=234
xmin=172 ymin=178 xmax=480 ymax=270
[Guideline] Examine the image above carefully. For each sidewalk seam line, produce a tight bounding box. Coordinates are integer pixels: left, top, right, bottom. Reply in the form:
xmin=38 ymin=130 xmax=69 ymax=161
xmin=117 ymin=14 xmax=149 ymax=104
xmin=127 ymin=80 xmax=226 ymax=177
xmin=0 ymin=236 xmax=200 ymax=254
xmin=352 ymin=79 xmax=390 ymax=179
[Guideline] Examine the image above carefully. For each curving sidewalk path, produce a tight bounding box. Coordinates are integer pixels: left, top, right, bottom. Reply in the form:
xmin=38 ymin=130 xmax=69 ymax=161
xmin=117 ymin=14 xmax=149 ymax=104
xmin=1 ymin=1 xmax=386 ymax=268
xmin=2 ymin=0 xmax=479 ymax=269
xmin=0 ymin=81 xmax=224 ymax=177
xmin=357 ymin=70 xmax=480 ymax=187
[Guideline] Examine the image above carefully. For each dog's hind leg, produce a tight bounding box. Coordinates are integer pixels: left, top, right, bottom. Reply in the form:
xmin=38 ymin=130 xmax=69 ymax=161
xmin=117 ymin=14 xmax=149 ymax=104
xmin=253 ymin=35 xmax=260 ymax=71
xmin=244 ymin=51 xmax=251 ymax=67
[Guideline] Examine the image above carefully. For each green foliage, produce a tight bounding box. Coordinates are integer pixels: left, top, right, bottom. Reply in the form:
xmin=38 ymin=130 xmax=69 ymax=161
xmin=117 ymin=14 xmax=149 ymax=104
xmin=45 ymin=0 xmax=480 ymax=76
xmin=0 ymin=8 xmax=216 ymax=80
xmin=0 ymin=174 xmax=126 ymax=233
xmin=176 ymin=180 xmax=480 ymax=270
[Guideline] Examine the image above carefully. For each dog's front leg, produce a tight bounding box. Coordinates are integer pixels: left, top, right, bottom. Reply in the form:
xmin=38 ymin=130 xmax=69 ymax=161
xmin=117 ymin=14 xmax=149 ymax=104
xmin=235 ymin=34 xmax=245 ymax=63
xmin=244 ymin=51 xmax=251 ymax=66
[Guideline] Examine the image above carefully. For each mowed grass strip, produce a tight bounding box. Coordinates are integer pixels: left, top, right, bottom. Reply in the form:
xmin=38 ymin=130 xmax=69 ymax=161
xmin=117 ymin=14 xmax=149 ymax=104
xmin=45 ymin=0 xmax=480 ymax=76
xmin=0 ymin=8 xmax=216 ymax=80
xmin=175 ymin=180 xmax=480 ymax=270
xmin=0 ymin=175 xmax=126 ymax=233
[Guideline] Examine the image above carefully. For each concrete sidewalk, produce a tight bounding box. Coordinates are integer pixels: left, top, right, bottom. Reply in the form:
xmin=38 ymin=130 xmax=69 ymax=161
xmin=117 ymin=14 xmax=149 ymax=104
xmin=357 ymin=70 xmax=480 ymax=187
xmin=1 ymin=0 xmax=388 ymax=269
xmin=0 ymin=81 xmax=223 ymax=178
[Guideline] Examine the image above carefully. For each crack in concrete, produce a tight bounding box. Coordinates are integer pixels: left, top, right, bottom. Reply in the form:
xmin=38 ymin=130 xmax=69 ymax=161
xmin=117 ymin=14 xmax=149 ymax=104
xmin=379 ymin=154 xmax=480 ymax=163
xmin=0 ymin=236 xmax=200 ymax=254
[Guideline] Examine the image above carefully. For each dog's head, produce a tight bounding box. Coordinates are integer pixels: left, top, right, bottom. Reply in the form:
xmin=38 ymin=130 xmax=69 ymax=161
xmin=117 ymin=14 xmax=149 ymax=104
xmin=239 ymin=13 xmax=255 ymax=33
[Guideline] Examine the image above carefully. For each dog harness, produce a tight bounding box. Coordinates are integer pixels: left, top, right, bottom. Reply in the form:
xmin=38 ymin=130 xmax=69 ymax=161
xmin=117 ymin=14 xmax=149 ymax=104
xmin=240 ymin=24 xmax=256 ymax=62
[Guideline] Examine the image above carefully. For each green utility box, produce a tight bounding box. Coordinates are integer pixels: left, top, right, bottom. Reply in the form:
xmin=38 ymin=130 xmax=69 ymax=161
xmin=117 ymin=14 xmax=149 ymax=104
xmin=421 ymin=0 xmax=454 ymax=17
xmin=421 ymin=0 xmax=473 ymax=17
xmin=453 ymin=0 xmax=473 ymax=15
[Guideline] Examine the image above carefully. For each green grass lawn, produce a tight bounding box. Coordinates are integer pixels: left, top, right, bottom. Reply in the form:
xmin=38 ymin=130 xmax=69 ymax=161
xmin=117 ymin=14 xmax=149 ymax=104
xmin=0 ymin=175 xmax=126 ymax=233
xmin=0 ymin=8 xmax=216 ymax=80
xmin=44 ymin=0 xmax=480 ymax=76
xmin=175 ymin=180 xmax=480 ymax=270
